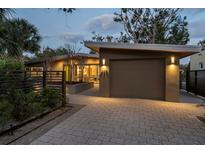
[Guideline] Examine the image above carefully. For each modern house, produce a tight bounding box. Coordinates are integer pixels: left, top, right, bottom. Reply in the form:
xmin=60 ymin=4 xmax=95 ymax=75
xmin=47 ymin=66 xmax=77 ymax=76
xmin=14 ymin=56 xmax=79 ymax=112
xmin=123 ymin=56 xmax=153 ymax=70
xmin=25 ymin=53 xmax=100 ymax=83
xmin=190 ymin=49 xmax=205 ymax=70
xmin=84 ymin=41 xmax=200 ymax=102
xmin=26 ymin=42 xmax=200 ymax=102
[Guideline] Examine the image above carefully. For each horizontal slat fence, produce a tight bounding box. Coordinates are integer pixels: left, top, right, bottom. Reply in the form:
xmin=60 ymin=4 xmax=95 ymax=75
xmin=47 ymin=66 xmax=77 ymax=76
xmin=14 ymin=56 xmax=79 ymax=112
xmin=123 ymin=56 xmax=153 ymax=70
xmin=0 ymin=70 xmax=66 ymax=106
xmin=0 ymin=71 xmax=28 ymax=95
xmin=185 ymin=70 xmax=205 ymax=97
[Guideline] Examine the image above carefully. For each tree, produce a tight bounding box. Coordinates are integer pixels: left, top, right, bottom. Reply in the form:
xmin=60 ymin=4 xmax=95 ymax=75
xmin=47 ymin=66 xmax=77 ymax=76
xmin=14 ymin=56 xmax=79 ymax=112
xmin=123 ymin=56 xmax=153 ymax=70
xmin=64 ymin=43 xmax=82 ymax=54
xmin=115 ymin=32 xmax=130 ymax=43
xmin=4 ymin=18 xmax=41 ymax=57
xmin=59 ymin=8 xmax=76 ymax=13
xmin=114 ymin=8 xmax=189 ymax=44
xmin=35 ymin=47 xmax=57 ymax=59
xmin=0 ymin=8 xmax=76 ymax=58
xmin=0 ymin=8 xmax=14 ymax=20
xmin=0 ymin=9 xmax=14 ymax=54
xmin=91 ymin=31 xmax=106 ymax=42
xmin=91 ymin=31 xmax=115 ymax=42
xmin=198 ymin=39 xmax=205 ymax=50
xmin=0 ymin=9 xmax=41 ymax=58
xmin=35 ymin=43 xmax=81 ymax=59
xmin=36 ymin=46 xmax=68 ymax=59
xmin=55 ymin=47 xmax=69 ymax=55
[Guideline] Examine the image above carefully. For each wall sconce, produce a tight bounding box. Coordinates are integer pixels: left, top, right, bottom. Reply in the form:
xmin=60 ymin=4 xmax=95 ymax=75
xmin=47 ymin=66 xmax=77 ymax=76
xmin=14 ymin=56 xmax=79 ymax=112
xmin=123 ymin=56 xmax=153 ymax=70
xmin=171 ymin=56 xmax=175 ymax=64
xmin=102 ymin=58 xmax=106 ymax=66
xmin=101 ymin=58 xmax=108 ymax=72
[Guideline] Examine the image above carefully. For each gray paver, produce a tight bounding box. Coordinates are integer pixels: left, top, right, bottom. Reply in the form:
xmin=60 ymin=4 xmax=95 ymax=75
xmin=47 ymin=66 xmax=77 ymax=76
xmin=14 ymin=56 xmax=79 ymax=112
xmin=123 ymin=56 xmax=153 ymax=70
xmin=31 ymin=85 xmax=205 ymax=145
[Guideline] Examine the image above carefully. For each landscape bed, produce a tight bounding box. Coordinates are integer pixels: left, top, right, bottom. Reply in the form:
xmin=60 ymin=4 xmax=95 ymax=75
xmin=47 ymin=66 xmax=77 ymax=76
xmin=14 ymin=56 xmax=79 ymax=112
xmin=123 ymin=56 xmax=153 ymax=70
xmin=0 ymin=57 xmax=67 ymax=135
xmin=0 ymin=104 xmax=86 ymax=145
xmin=0 ymin=103 xmax=64 ymax=136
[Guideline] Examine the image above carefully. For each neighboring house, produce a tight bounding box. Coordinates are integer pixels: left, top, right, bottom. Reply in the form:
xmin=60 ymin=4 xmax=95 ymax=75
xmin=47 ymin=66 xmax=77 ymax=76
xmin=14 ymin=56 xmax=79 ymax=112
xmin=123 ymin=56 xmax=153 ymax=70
xmin=190 ymin=50 xmax=205 ymax=70
xmin=84 ymin=41 xmax=200 ymax=102
xmin=25 ymin=53 xmax=100 ymax=83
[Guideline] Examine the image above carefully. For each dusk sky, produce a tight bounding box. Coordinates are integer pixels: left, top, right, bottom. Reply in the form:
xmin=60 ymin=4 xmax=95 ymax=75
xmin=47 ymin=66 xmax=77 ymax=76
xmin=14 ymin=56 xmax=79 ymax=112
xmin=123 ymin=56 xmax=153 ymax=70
xmin=14 ymin=8 xmax=205 ymax=63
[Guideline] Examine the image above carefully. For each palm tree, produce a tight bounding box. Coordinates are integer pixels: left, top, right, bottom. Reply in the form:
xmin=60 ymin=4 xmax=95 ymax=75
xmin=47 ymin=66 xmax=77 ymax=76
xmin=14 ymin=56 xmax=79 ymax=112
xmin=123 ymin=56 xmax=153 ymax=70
xmin=4 ymin=18 xmax=41 ymax=57
xmin=0 ymin=9 xmax=41 ymax=57
xmin=0 ymin=9 xmax=14 ymax=54
xmin=0 ymin=8 xmax=13 ymax=20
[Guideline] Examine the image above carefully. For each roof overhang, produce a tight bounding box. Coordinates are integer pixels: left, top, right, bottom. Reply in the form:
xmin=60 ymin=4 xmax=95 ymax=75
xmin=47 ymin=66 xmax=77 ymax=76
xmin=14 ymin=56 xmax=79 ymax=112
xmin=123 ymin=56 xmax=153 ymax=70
xmin=25 ymin=53 xmax=99 ymax=65
xmin=84 ymin=41 xmax=201 ymax=59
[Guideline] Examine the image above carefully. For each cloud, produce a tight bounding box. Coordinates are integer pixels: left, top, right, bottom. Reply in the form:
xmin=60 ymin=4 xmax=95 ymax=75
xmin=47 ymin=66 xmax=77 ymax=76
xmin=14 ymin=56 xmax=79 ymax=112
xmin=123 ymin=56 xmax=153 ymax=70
xmin=189 ymin=19 xmax=205 ymax=40
xmin=42 ymin=35 xmax=55 ymax=39
xmin=85 ymin=14 xmax=122 ymax=33
xmin=59 ymin=33 xmax=84 ymax=43
xmin=42 ymin=33 xmax=84 ymax=43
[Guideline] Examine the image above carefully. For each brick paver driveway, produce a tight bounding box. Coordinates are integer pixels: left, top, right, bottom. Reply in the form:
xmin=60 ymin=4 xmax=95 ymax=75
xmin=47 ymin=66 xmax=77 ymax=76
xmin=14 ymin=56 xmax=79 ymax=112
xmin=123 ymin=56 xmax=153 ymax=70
xmin=31 ymin=87 xmax=205 ymax=145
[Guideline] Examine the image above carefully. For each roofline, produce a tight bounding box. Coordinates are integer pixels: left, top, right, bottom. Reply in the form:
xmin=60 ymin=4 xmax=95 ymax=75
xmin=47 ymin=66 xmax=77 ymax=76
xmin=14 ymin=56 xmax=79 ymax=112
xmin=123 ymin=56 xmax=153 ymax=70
xmin=84 ymin=41 xmax=201 ymax=58
xmin=25 ymin=53 xmax=99 ymax=65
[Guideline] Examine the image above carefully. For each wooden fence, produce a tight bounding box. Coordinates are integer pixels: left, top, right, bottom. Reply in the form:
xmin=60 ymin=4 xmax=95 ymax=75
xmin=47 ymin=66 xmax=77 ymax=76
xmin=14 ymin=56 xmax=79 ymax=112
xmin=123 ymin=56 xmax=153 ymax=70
xmin=0 ymin=70 xmax=66 ymax=106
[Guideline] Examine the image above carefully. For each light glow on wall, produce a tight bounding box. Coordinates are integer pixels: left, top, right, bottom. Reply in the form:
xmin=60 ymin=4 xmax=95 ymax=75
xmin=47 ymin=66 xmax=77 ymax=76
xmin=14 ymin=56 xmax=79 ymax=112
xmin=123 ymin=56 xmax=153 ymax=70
xmin=101 ymin=65 xmax=108 ymax=72
xmin=171 ymin=56 xmax=175 ymax=64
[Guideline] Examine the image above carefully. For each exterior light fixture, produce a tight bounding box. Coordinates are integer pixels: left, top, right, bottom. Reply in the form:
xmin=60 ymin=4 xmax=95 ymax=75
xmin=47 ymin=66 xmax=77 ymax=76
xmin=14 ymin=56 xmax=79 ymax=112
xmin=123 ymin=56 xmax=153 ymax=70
xmin=101 ymin=58 xmax=108 ymax=72
xmin=102 ymin=58 xmax=106 ymax=66
xmin=171 ymin=56 xmax=175 ymax=64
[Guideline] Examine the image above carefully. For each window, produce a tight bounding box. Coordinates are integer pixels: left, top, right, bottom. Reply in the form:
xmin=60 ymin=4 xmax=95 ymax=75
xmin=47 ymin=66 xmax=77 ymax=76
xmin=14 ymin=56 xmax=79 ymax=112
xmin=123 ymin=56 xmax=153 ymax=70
xmin=199 ymin=62 xmax=203 ymax=69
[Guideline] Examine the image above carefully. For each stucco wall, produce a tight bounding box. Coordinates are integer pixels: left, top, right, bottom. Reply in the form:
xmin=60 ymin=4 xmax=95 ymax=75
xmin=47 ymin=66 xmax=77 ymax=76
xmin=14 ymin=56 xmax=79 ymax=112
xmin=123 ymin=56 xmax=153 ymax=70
xmin=165 ymin=58 xmax=180 ymax=102
xmin=190 ymin=51 xmax=205 ymax=70
xmin=99 ymin=48 xmax=180 ymax=102
xmin=84 ymin=58 xmax=99 ymax=64
xmin=52 ymin=60 xmax=65 ymax=71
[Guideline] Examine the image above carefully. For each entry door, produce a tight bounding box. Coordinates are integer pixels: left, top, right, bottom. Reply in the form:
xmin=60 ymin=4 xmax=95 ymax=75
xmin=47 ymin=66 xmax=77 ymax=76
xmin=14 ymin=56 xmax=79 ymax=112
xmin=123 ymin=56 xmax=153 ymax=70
xmin=110 ymin=59 xmax=165 ymax=100
xmin=64 ymin=65 xmax=70 ymax=82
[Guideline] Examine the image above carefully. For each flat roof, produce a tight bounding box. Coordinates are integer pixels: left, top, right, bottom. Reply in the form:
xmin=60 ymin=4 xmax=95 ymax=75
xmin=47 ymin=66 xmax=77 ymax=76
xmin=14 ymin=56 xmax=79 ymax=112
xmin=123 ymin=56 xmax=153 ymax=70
xmin=25 ymin=53 xmax=99 ymax=65
xmin=84 ymin=41 xmax=201 ymax=58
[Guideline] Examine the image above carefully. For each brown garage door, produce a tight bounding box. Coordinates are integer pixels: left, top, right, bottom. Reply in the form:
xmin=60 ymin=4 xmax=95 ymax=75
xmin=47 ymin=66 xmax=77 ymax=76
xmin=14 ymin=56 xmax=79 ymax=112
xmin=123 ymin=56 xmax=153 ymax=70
xmin=110 ymin=59 xmax=165 ymax=100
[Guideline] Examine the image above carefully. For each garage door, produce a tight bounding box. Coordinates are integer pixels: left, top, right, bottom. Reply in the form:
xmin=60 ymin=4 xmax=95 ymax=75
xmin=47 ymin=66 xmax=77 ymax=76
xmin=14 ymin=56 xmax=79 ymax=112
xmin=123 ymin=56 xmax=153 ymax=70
xmin=110 ymin=59 xmax=165 ymax=100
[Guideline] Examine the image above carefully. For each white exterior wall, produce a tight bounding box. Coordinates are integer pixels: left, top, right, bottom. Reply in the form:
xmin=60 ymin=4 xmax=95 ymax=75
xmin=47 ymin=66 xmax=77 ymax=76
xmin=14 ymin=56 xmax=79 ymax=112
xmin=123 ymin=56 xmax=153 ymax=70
xmin=190 ymin=51 xmax=205 ymax=70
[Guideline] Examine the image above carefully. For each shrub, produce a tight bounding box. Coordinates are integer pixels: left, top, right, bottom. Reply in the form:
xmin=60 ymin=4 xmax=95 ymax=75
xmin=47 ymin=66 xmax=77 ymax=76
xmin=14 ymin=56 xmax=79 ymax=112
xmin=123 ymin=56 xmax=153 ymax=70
xmin=0 ymin=57 xmax=61 ymax=125
xmin=10 ymin=90 xmax=32 ymax=121
xmin=10 ymin=90 xmax=44 ymax=121
xmin=26 ymin=92 xmax=46 ymax=113
xmin=30 ymin=102 xmax=46 ymax=114
xmin=0 ymin=87 xmax=62 ymax=124
xmin=0 ymin=55 xmax=24 ymax=71
xmin=0 ymin=99 xmax=14 ymax=126
xmin=40 ymin=88 xmax=61 ymax=108
xmin=0 ymin=56 xmax=25 ymax=99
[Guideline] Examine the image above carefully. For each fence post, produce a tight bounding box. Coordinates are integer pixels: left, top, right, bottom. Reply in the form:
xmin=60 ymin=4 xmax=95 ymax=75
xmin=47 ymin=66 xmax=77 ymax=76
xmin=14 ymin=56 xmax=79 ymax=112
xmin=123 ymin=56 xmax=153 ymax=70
xmin=186 ymin=70 xmax=189 ymax=92
xmin=43 ymin=71 xmax=46 ymax=88
xmin=195 ymin=71 xmax=198 ymax=95
xmin=62 ymin=71 xmax=66 ymax=106
xmin=24 ymin=71 xmax=28 ymax=92
xmin=179 ymin=71 xmax=182 ymax=89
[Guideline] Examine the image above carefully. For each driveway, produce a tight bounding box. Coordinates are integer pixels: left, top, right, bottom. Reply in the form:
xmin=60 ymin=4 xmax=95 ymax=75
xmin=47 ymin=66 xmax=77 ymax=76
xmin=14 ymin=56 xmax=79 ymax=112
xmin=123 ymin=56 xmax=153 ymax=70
xmin=31 ymin=85 xmax=205 ymax=145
